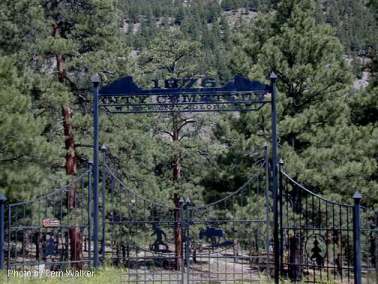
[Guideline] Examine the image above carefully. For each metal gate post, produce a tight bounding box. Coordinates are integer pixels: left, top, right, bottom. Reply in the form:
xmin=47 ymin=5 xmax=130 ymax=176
xmin=0 ymin=193 xmax=6 ymax=270
xmin=353 ymin=192 xmax=362 ymax=284
xmin=270 ymin=72 xmax=280 ymax=284
xmin=91 ymin=74 xmax=101 ymax=267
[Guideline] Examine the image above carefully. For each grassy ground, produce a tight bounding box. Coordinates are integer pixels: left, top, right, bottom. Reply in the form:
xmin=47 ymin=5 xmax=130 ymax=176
xmin=0 ymin=267 xmax=277 ymax=284
xmin=0 ymin=267 xmax=126 ymax=284
xmin=4 ymin=267 xmax=366 ymax=284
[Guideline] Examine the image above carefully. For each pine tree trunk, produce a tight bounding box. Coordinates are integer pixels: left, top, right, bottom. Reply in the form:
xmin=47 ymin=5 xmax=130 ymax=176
xmin=63 ymin=105 xmax=77 ymax=208
xmin=53 ymin=22 xmax=82 ymax=268
xmin=69 ymin=227 xmax=83 ymax=270
xmin=172 ymin=118 xmax=183 ymax=270
xmin=174 ymin=192 xmax=183 ymax=270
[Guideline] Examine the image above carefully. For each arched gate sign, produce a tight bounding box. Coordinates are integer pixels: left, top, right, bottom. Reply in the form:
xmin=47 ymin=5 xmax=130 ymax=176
xmin=90 ymin=73 xmax=281 ymax=283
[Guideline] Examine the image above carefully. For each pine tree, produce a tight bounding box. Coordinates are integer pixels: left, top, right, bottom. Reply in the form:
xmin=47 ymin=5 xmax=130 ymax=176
xmin=0 ymin=57 xmax=54 ymax=201
xmin=225 ymin=0 xmax=378 ymax=205
xmin=137 ymin=29 xmax=214 ymax=203
xmin=139 ymin=30 xmax=203 ymax=81
xmin=367 ymin=0 xmax=378 ymax=87
xmin=137 ymin=29 xmax=218 ymax=269
xmin=323 ymin=0 xmax=376 ymax=54
xmin=0 ymin=0 xmax=46 ymax=56
xmin=35 ymin=1 xmax=129 ymax=176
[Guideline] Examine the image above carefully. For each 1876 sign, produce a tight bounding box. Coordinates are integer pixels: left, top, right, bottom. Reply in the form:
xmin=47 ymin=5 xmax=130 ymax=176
xmin=152 ymin=77 xmax=217 ymax=89
xmin=98 ymin=75 xmax=271 ymax=113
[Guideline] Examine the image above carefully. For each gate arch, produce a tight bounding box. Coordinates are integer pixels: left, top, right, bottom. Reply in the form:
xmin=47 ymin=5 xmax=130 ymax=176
xmin=90 ymin=73 xmax=281 ymax=283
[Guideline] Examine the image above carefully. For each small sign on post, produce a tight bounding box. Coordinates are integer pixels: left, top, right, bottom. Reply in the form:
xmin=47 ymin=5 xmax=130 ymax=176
xmin=42 ymin=218 xmax=60 ymax=228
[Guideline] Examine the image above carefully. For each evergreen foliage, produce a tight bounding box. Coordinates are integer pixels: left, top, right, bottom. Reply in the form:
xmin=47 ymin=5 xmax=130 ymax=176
xmin=0 ymin=57 xmax=55 ymax=201
xmin=0 ymin=0 xmax=376 ymax=210
xmin=226 ymin=0 xmax=378 ymax=205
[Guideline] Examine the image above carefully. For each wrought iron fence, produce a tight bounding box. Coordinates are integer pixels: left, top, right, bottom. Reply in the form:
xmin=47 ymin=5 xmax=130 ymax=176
xmin=4 ymin=167 xmax=92 ymax=271
xmin=98 ymin=156 xmax=272 ymax=283
xmin=279 ymin=169 xmax=377 ymax=284
xmin=0 ymin=157 xmax=376 ymax=284
xmin=360 ymin=208 xmax=378 ymax=284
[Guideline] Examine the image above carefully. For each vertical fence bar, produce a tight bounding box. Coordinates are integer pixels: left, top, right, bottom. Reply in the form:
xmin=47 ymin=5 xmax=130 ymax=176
xmin=263 ymin=144 xmax=271 ymax=274
xmin=278 ymin=160 xmax=284 ymax=276
xmin=179 ymin=198 xmax=185 ymax=284
xmin=101 ymin=145 xmax=107 ymax=262
xmin=375 ymin=223 xmax=378 ymax=284
xmin=270 ymin=72 xmax=280 ymax=284
xmin=91 ymin=74 xmax=101 ymax=267
xmin=88 ymin=161 xmax=93 ymax=266
xmin=7 ymin=206 xmax=11 ymax=272
xmin=0 ymin=193 xmax=6 ymax=270
xmin=184 ymin=199 xmax=191 ymax=284
xmin=353 ymin=192 xmax=362 ymax=284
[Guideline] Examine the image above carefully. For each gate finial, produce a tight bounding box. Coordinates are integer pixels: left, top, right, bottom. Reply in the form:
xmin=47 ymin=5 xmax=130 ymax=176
xmin=270 ymin=72 xmax=278 ymax=81
xmin=91 ymin=73 xmax=101 ymax=87
xmin=353 ymin=192 xmax=362 ymax=200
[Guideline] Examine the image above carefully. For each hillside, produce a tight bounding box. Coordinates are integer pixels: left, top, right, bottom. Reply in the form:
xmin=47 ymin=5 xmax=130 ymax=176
xmin=120 ymin=0 xmax=377 ymax=82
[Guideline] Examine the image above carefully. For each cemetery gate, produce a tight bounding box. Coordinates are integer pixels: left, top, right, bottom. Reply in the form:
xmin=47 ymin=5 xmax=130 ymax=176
xmin=0 ymin=73 xmax=376 ymax=283
xmin=88 ymin=73 xmax=281 ymax=282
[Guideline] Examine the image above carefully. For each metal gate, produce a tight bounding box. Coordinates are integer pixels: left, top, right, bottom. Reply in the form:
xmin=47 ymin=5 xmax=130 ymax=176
xmin=101 ymin=156 xmax=272 ymax=283
xmin=184 ymin=175 xmax=271 ymax=283
xmin=6 ymin=166 xmax=92 ymax=271
xmin=102 ymin=165 xmax=182 ymax=282
xmin=279 ymin=168 xmax=378 ymax=283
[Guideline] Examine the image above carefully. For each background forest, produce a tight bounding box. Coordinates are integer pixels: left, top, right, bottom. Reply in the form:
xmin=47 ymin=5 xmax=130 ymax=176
xmin=0 ymin=0 xmax=377 ymax=210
